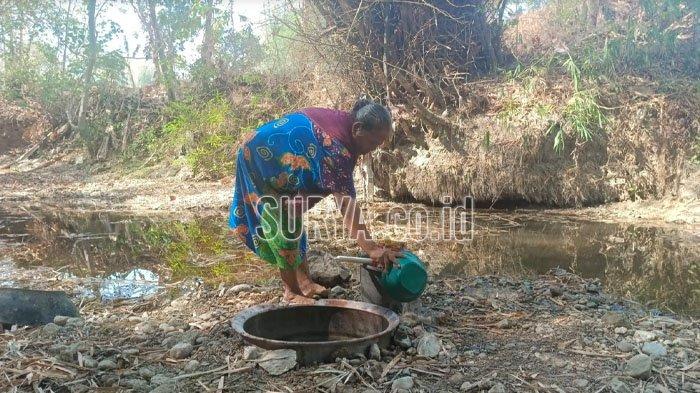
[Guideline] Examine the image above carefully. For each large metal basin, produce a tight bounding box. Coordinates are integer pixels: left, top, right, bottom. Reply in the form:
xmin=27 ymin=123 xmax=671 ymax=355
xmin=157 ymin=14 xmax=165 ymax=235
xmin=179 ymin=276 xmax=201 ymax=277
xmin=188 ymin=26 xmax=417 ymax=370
xmin=231 ymin=299 xmax=399 ymax=365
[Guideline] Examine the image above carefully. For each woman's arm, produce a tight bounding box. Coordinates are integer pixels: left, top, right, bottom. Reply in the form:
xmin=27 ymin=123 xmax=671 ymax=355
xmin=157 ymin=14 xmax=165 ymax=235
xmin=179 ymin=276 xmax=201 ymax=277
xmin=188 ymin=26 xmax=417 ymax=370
xmin=334 ymin=193 xmax=402 ymax=268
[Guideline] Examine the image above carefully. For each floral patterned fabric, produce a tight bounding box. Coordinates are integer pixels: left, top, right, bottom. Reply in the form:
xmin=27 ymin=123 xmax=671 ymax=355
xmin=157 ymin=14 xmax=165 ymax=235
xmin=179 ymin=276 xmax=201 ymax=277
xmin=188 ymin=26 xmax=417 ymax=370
xmin=229 ymin=112 xmax=356 ymax=268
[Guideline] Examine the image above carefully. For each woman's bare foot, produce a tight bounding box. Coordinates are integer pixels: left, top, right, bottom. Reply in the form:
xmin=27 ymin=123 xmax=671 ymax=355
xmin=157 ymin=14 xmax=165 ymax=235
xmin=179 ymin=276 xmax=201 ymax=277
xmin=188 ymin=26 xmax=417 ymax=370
xmin=297 ymin=275 xmax=329 ymax=298
xmin=280 ymin=267 xmax=314 ymax=304
xmin=283 ymin=288 xmax=315 ymax=304
xmin=295 ymin=260 xmax=329 ymax=298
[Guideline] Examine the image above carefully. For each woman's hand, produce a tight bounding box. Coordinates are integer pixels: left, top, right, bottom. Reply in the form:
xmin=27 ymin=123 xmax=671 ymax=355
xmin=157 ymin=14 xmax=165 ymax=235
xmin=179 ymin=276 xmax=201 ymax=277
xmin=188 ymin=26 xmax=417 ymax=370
xmin=367 ymin=247 xmax=403 ymax=270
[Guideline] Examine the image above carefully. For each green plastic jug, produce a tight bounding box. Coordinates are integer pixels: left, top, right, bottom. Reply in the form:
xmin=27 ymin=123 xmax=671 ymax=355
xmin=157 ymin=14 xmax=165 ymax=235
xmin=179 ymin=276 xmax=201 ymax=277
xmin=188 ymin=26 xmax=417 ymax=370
xmin=380 ymin=250 xmax=428 ymax=302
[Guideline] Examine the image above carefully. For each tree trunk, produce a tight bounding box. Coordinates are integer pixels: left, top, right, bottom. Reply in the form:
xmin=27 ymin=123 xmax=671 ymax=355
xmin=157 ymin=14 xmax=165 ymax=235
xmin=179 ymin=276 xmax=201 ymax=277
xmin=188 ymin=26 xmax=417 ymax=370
xmin=200 ymin=0 xmax=215 ymax=67
xmin=61 ymin=0 xmax=73 ymax=71
xmin=77 ymin=0 xmax=97 ymax=133
xmin=147 ymin=0 xmax=176 ymax=101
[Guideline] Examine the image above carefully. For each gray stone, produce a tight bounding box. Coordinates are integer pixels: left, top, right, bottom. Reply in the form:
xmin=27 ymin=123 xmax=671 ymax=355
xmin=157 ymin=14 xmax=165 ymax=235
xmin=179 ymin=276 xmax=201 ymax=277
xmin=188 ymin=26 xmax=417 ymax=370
xmin=243 ymin=345 xmax=264 ymax=360
xmin=391 ymin=376 xmax=414 ymax=391
xmin=614 ymin=327 xmax=628 ymax=335
xmin=417 ymin=333 xmax=441 ymax=358
xmin=573 ymin=379 xmax=589 ymax=388
xmin=134 ymin=321 xmax=155 ymax=334
xmin=69 ymin=384 xmax=90 ymax=393
xmin=365 ymin=360 xmax=383 ymax=380
xmin=395 ymin=336 xmax=412 ymax=349
xmin=633 ymin=330 xmax=657 ymax=343
xmin=138 ymin=367 xmax=155 ymax=380
xmin=41 ymin=323 xmax=61 ymax=337
xmin=496 ymin=318 xmax=514 ymax=329
xmin=307 ymin=251 xmax=351 ymax=287
xmin=149 ymin=384 xmax=178 ymax=393
xmin=66 ymin=317 xmax=84 ymax=327
xmin=150 ymin=374 xmax=175 ymax=386
xmin=602 ymin=312 xmax=629 ymax=328
xmin=625 ymin=354 xmax=653 ymax=379
xmin=616 ymin=341 xmax=636 ymax=353
xmin=609 ymin=378 xmax=632 ymax=393
xmin=449 ymin=373 xmax=466 ymax=386
xmin=123 ymin=347 xmax=140 ymax=356
xmin=169 ymin=343 xmax=193 ymax=359
xmin=330 ymin=286 xmax=346 ymax=297
xmin=257 ymin=349 xmax=297 ymax=375
xmin=183 ymin=359 xmax=200 ymax=373
xmin=229 ymin=284 xmax=252 ymax=294
xmin=488 ymin=383 xmax=506 ymax=393
xmin=120 ymin=378 xmax=149 ymax=391
xmin=82 ymin=356 xmax=98 ymax=369
xmin=97 ymin=359 xmax=117 ymax=370
xmin=53 ymin=315 xmax=69 ymax=326
xmin=369 ymin=343 xmax=381 ymax=361
xmin=159 ymin=323 xmax=176 ymax=333
xmin=161 ymin=336 xmax=179 ymax=348
xmin=641 ymin=341 xmax=667 ymax=357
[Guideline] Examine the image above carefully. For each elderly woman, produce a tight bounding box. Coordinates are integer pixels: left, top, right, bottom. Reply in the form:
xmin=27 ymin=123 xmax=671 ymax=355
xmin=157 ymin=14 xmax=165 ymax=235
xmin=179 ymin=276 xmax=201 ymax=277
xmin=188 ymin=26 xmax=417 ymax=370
xmin=229 ymin=99 xmax=402 ymax=303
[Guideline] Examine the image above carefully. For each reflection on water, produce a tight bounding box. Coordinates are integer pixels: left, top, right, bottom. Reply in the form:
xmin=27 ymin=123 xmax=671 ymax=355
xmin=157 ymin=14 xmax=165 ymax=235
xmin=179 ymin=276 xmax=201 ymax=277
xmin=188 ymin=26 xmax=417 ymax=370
xmin=100 ymin=269 xmax=161 ymax=301
xmin=367 ymin=206 xmax=699 ymax=316
xmin=0 ymin=207 xmax=698 ymax=314
xmin=0 ymin=209 xmax=265 ymax=301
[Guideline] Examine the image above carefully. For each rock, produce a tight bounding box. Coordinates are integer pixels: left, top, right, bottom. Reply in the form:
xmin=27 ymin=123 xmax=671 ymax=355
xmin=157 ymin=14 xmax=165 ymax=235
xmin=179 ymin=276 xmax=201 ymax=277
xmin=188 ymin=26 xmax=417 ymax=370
xmin=416 ymin=333 xmax=441 ymax=358
xmin=449 ymin=373 xmax=466 ymax=386
xmin=394 ymin=336 xmax=412 ymax=349
xmin=368 ymin=343 xmax=381 ymax=361
xmin=461 ymin=378 xmax=495 ymax=392
xmin=641 ymin=341 xmax=667 ymax=357
xmin=121 ymin=378 xmax=149 ymax=391
xmin=496 ymin=319 xmax=514 ymax=329
xmin=69 ymin=384 xmax=90 ymax=393
xmin=614 ymin=327 xmax=628 ymax=335
xmin=183 ymin=359 xmax=200 ymax=373
xmin=573 ymin=379 xmax=589 ymax=388
xmin=66 ymin=317 xmax=84 ymax=327
xmin=54 ymin=315 xmax=69 ymax=326
xmin=161 ymin=336 xmax=179 ymax=348
xmin=82 ymin=356 xmax=98 ymax=369
xmin=307 ymin=251 xmax=351 ymax=287
xmin=229 ymin=284 xmax=252 ymax=294
xmin=257 ymin=349 xmax=297 ymax=375
xmin=534 ymin=324 xmax=554 ymax=335
xmin=41 ymin=323 xmax=61 ymax=337
xmin=123 ymin=347 xmax=140 ymax=356
xmin=391 ymin=376 xmax=414 ymax=391
xmin=625 ymin=354 xmax=653 ymax=379
xmin=169 ymin=343 xmax=193 ymax=359
xmin=168 ymin=318 xmax=189 ymax=331
xmin=243 ymin=345 xmax=264 ymax=360
xmin=602 ymin=312 xmax=629 ymax=328
xmin=488 ymin=383 xmax=506 ymax=393
xmin=365 ymin=360 xmax=383 ymax=380
xmin=633 ymin=330 xmax=657 ymax=343
xmin=151 ymin=374 xmax=175 ymax=386
xmin=97 ymin=359 xmax=117 ymax=370
xmin=149 ymin=384 xmax=178 ymax=393
xmin=330 ymin=286 xmax=346 ymax=297
xmin=609 ymin=378 xmax=632 ymax=393
xmin=159 ymin=323 xmax=176 ymax=333
xmin=548 ymin=286 xmax=564 ymax=297
xmin=134 ymin=321 xmax=155 ymax=334
xmin=616 ymin=341 xmax=636 ymax=353
xmin=138 ymin=367 xmax=155 ymax=380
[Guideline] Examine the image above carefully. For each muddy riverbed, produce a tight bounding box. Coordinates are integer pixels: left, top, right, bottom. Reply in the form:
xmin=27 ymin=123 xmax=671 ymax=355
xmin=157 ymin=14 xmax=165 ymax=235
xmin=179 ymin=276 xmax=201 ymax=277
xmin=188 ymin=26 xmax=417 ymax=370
xmin=0 ymin=162 xmax=699 ymax=392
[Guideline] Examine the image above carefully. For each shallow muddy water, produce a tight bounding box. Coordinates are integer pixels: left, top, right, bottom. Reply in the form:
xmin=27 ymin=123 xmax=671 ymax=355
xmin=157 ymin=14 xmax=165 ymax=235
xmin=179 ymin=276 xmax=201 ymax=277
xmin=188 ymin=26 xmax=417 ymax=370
xmin=0 ymin=207 xmax=698 ymax=314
